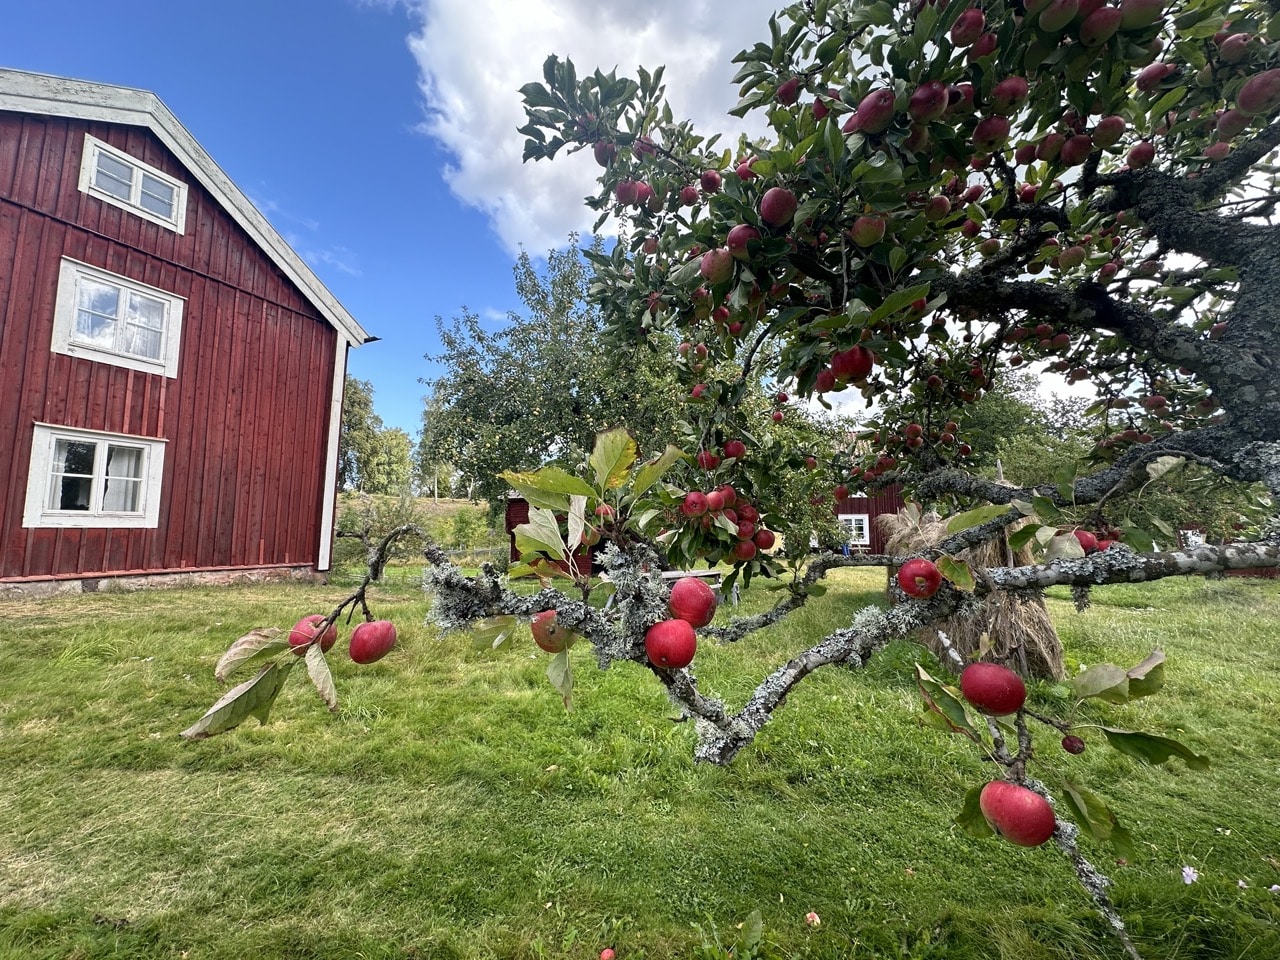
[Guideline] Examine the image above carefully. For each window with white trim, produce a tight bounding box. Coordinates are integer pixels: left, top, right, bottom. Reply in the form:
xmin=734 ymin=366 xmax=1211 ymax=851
xmin=837 ymin=513 xmax=871 ymax=546
xmin=78 ymin=134 xmax=188 ymax=232
xmin=51 ymin=258 xmax=184 ymax=377
xmin=23 ymin=424 xmax=166 ymax=529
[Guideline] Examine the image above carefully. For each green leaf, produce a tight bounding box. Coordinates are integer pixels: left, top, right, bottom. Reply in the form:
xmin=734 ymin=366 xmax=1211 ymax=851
xmin=1008 ymin=523 xmax=1044 ymax=552
xmin=590 ymin=428 xmax=638 ymax=491
xmin=946 ymin=503 xmax=1011 ymax=535
xmin=867 ymin=283 xmax=931 ymax=327
xmin=471 ymin=615 xmax=519 ymax=651
xmin=1071 ymin=663 xmax=1131 ymax=703
xmin=514 ymin=507 xmax=568 ymax=562
xmin=214 ymin=627 xmax=288 ymax=683
xmin=566 ymin=495 xmax=587 ymax=553
xmin=1101 ymin=728 xmax=1210 ymax=770
xmin=1045 ymin=532 xmax=1086 ymax=562
xmin=916 ymin=664 xmax=981 ymax=742
xmin=630 ymin=444 xmax=685 ymax=500
xmin=1061 ymin=780 xmax=1133 ymax=859
xmin=547 ymin=648 xmax=573 ymax=709
xmin=1125 ymin=649 xmax=1166 ymax=699
xmin=1031 ymin=495 xmax=1061 ymax=521
xmin=304 ymin=643 xmax=338 ymax=713
xmin=180 ymin=661 xmax=295 ymax=739
xmin=501 ymin=467 xmax=595 ymax=510
xmin=937 ymin=555 xmax=975 ymax=593
xmin=955 ymin=784 xmax=995 ymax=839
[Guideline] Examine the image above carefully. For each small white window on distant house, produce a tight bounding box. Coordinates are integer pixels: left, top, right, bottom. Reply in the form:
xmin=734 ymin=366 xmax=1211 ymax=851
xmin=51 ymin=258 xmax=184 ymax=377
xmin=837 ymin=513 xmax=872 ymax=546
xmin=23 ymin=424 xmax=166 ymax=529
xmin=78 ymin=135 xmax=187 ymax=232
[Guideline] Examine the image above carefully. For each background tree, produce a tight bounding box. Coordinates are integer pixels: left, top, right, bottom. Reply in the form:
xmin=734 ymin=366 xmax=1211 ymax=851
xmin=339 ymin=377 xmax=415 ymax=494
xmin=418 ymin=237 xmax=691 ymax=501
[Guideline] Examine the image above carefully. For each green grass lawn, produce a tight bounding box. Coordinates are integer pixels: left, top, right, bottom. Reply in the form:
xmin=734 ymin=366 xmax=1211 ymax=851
xmin=1 ymin=568 xmax=1278 ymax=959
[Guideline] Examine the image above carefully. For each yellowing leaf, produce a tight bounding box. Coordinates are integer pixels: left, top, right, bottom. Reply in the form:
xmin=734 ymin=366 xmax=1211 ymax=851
xmin=590 ymin=428 xmax=638 ymax=491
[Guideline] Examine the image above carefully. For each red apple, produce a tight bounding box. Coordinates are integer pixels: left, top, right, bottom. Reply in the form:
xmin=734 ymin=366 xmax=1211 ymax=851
xmin=349 ymin=619 xmax=399 ymax=664
xmin=776 ymin=76 xmax=802 ymax=105
xmin=289 ymin=614 xmax=337 ymax=655
xmin=990 ymin=77 xmax=1030 ymax=115
xmin=854 ymin=87 xmax=897 ymax=133
xmin=1080 ymin=5 xmax=1122 ymax=45
xmin=592 ymin=142 xmax=617 ymax=167
xmin=727 ymin=223 xmax=761 ymax=259
xmin=973 ymin=115 xmax=1011 ymax=152
xmin=979 ymin=781 xmax=1057 ymax=846
xmin=701 ymin=169 xmax=722 ymax=193
xmin=760 ymin=187 xmax=799 ymax=227
xmin=732 ymin=540 xmax=758 ymax=562
xmin=1126 ymin=140 xmax=1155 ymax=167
xmin=1237 ymin=69 xmax=1280 ymax=116
xmin=1061 ymin=735 xmax=1087 ymax=754
xmin=645 ymin=619 xmax=697 ymax=668
xmin=723 ymin=439 xmax=747 ymax=460
xmin=531 ymin=610 xmax=575 ymax=653
xmin=699 ymin=248 xmax=734 ymax=284
xmin=1119 ymin=0 xmax=1164 ymax=30
xmin=831 ymin=345 xmax=874 ymax=381
xmin=849 ymin=215 xmax=887 ymax=248
xmin=960 ymin=662 xmax=1027 ymax=714
xmin=897 ymin=558 xmax=942 ymax=599
xmin=681 ymin=492 xmax=709 ymax=517
xmin=1072 ymin=529 xmax=1100 ymax=552
xmin=669 ymin=577 xmax=718 ymax=628
xmin=753 ymin=528 xmax=776 ymax=550
xmin=950 ymin=8 xmax=986 ymax=45
xmin=909 ymin=81 xmax=950 ymax=123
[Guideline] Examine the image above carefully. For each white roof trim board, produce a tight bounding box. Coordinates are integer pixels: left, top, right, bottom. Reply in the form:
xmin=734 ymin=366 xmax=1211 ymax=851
xmin=0 ymin=67 xmax=372 ymax=347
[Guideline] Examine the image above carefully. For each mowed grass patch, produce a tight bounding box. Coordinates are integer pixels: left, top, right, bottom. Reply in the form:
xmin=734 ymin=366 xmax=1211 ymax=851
xmin=0 ymin=569 xmax=1278 ymax=958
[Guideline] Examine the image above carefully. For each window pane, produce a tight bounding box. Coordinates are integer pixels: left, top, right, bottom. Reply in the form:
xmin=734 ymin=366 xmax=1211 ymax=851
xmin=49 ymin=440 xmax=96 ymax=511
xmin=94 ymin=152 xmax=134 ymax=200
xmin=126 ymin=292 xmax=165 ymax=330
xmin=103 ymin=446 xmax=144 ymax=513
xmin=123 ymin=324 xmax=162 ymax=359
xmin=138 ymin=174 xmax=175 ymax=218
xmin=79 ymin=278 xmax=121 ymax=318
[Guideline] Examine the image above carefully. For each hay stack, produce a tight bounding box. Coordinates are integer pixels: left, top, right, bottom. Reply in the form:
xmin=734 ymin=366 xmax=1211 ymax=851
xmin=878 ymin=506 xmax=1064 ymax=680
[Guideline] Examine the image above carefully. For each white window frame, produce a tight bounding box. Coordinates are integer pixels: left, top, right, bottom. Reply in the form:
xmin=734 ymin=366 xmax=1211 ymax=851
xmin=51 ymin=257 xmax=184 ymax=378
xmin=23 ymin=424 xmax=167 ymax=529
xmin=837 ymin=513 xmax=872 ymax=546
xmin=78 ymin=134 xmax=188 ymax=232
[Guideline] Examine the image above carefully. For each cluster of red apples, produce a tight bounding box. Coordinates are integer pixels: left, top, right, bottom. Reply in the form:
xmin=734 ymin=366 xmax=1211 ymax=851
xmin=645 ymin=576 xmax=719 ymax=669
xmin=958 ymin=661 xmax=1060 ymax=847
xmin=288 ymin=614 xmax=398 ymax=665
xmin=679 ymin=448 xmax=777 ymax=563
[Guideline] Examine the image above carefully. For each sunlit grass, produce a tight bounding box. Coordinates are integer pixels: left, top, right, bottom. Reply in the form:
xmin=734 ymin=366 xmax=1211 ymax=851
xmin=0 ymin=569 xmax=1278 ymax=958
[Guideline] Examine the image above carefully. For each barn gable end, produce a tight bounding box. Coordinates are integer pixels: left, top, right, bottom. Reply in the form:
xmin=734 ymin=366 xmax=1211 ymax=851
xmin=0 ymin=68 xmax=371 ymax=589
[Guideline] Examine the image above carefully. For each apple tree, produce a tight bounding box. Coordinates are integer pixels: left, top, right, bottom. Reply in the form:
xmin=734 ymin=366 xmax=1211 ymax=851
xmin=186 ymin=0 xmax=1280 ymax=952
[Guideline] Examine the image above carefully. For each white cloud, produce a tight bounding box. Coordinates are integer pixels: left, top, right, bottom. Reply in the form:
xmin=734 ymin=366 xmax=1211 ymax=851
xmin=405 ymin=0 xmax=779 ymax=255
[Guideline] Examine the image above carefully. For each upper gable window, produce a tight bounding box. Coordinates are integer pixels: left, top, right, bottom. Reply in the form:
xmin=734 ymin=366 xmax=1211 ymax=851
xmin=78 ymin=135 xmax=188 ymax=232
xmin=51 ymin=258 xmax=184 ymax=378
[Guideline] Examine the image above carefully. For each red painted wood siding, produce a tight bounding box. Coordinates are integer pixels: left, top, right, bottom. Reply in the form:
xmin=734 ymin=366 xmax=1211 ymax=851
xmin=834 ymin=484 xmax=905 ymax=554
xmin=0 ymin=111 xmax=338 ymax=579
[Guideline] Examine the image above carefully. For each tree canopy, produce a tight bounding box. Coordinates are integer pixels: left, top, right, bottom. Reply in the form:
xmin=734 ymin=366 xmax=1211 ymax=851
xmin=338 ymin=376 xmax=414 ymax=495
xmin=418 ymin=239 xmax=692 ymax=502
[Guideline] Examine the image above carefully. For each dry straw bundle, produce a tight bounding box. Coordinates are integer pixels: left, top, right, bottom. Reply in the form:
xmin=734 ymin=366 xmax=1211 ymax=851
xmin=878 ymin=504 xmax=1064 ymax=680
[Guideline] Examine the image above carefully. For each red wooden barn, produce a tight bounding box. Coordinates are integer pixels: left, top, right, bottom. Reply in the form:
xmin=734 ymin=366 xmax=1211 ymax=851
xmin=832 ymin=484 xmax=905 ymax=554
xmin=0 ymin=68 xmax=372 ymax=594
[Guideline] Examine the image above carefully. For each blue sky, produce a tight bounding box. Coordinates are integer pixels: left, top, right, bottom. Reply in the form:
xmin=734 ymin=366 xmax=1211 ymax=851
xmin=4 ymin=0 xmax=778 ymax=438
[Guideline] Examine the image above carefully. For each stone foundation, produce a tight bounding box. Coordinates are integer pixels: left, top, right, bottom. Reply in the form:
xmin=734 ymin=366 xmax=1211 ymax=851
xmin=0 ymin=565 xmax=325 ymax=599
